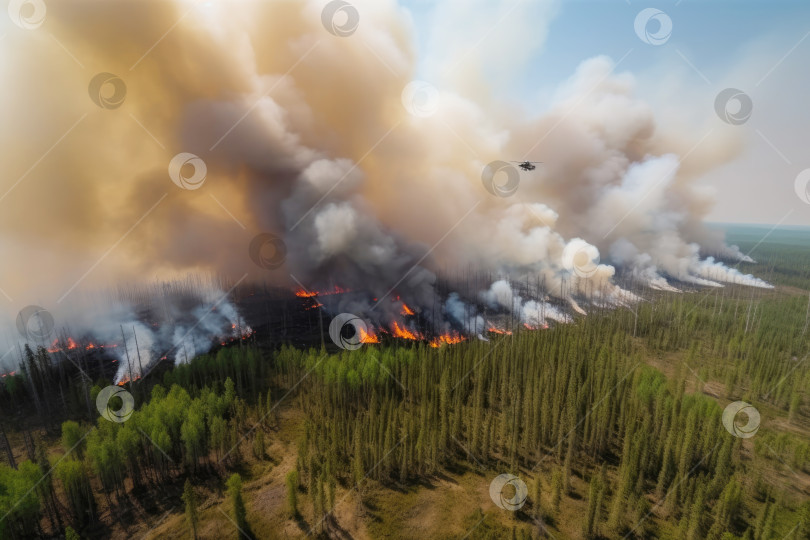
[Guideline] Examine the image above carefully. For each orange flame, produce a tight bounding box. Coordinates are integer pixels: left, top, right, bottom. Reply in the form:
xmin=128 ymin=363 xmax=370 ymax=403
xmin=401 ymin=303 xmax=415 ymax=316
xmin=295 ymin=285 xmax=350 ymax=298
xmin=217 ymin=324 xmax=256 ymax=346
xmin=48 ymin=337 xmax=117 ymax=353
xmin=359 ymin=327 xmax=380 ymax=344
xmin=429 ymin=333 xmax=466 ymax=348
xmin=295 ymin=289 xmax=318 ymax=298
xmin=488 ymin=327 xmax=512 ymax=335
xmin=390 ymin=321 xmax=421 ymax=340
xmin=521 ymin=323 xmax=549 ymax=330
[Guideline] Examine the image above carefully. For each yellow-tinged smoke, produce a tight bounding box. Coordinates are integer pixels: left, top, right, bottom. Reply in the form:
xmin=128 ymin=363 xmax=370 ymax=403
xmin=0 ymin=0 xmax=769 ymax=345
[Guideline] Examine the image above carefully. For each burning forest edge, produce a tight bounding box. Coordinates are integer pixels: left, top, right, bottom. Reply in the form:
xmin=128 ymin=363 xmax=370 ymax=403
xmin=2 ymin=255 xmax=778 ymax=389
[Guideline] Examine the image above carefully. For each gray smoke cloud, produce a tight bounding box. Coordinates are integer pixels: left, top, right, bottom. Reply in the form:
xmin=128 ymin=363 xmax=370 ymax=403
xmin=2 ymin=279 xmax=252 ymax=381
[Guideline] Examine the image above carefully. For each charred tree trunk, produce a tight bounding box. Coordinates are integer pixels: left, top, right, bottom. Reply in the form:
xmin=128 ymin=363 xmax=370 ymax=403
xmin=0 ymin=424 xmax=16 ymax=469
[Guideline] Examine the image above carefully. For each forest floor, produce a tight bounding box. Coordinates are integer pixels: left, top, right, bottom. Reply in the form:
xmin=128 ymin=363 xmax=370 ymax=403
xmin=114 ymin=370 xmax=809 ymax=540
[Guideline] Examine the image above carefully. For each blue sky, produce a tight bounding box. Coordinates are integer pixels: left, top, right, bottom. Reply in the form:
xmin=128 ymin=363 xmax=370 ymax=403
xmin=401 ymin=0 xmax=810 ymax=100
xmin=399 ymin=0 xmax=810 ymax=226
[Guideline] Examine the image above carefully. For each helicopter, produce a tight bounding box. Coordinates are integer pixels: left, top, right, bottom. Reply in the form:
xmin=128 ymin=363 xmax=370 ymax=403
xmin=511 ymin=161 xmax=543 ymax=171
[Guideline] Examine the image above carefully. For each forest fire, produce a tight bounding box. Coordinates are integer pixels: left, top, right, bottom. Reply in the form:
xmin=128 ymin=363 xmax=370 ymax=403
xmin=47 ymin=338 xmax=78 ymax=353
xmin=355 ymin=324 xmax=463 ymax=347
xmin=487 ymin=327 xmax=513 ymax=335
xmin=31 ymin=283 xmax=558 ymax=381
xmin=288 ymin=282 xmax=538 ymax=348
xmin=219 ymin=324 xmax=256 ymax=346
xmin=359 ymin=327 xmax=380 ymax=344
xmin=47 ymin=337 xmax=78 ymax=352
xmin=295 ymin=289 xmax=318 ymax=298
xmin=522 ymin=322 xmax=550 ymax=331
xmin=353 ymin=324 xmax=469 ymax=347
xmin=294 ymin=285 xmax=350 ymax=298
xmin=429 ymin=333 xmax=465 ymax=347
xmin=390 ymin=321 xmax=421 ymax=340
xmin=47 ymin=338 xmax=118 ymax=353
xmin=295 ymin=286 xmax=352 ymax=312
xmin=225 ymin=323 xmax=251 ymax=336
xmin=289 ymin=280 xmax=561 ymax=351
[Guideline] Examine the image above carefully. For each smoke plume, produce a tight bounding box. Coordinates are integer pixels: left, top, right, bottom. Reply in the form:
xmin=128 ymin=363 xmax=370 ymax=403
xmin=0 ymin=0 xmax=771 ymax=371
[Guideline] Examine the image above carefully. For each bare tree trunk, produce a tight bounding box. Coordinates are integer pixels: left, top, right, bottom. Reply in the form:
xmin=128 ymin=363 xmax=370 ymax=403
xmin=0 ymin=424 xmax=16 ymax=469
xmin=22 ymin=428 xmax=35 ymax=461
xmin=121 ymin=325 xmax=133 ymax=383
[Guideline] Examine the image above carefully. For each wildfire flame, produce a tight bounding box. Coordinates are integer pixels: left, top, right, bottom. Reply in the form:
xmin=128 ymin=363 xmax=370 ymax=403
xmin=294 ymin=285 xmax=350 ymax=298
xmin=522 ymin=323 xmax=548 ymax=330
xmin=48 ymin=338 xmax=118 ymax=353
xmin=390 ymin=321 xmax=421 ymax=340
xmin=290 ymin=284 xmax=481 ymax=349
xmin=220 ymin=323 xmax=255 ymax=346
xmin=353 ymin=324 xmax=463 ymax=347
xmin=487 ymin=327 xmax=513 ymax=335
xmin=295 ymin=289 xmax=318 ymax=298
xmin=359 ymin=327 xmax=380 ymax=344
xmin=429 ymin=333 xmax=466 ymax=347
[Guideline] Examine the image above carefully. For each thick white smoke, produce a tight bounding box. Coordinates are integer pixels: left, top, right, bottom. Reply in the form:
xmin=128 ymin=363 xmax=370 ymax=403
xmin=114 ymin=321 xmax=154 ymax=383
xmin=170 ymin=296 xmax=253 ymax=367
xmin=1 ymin=280 xmax=253 ymax=380
xmin=481 ymin=280 xmax=572 ymax=328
